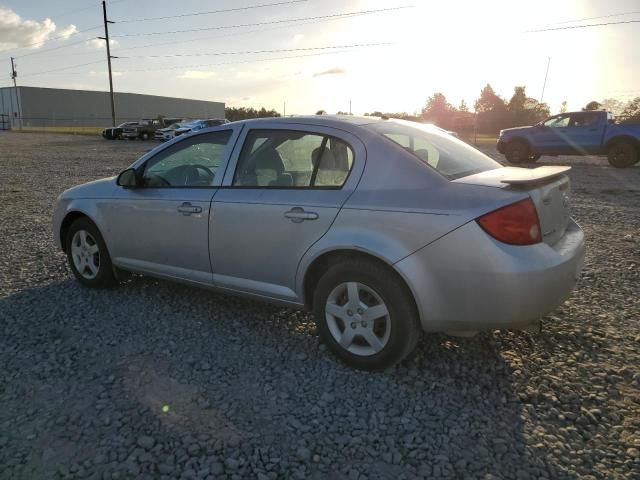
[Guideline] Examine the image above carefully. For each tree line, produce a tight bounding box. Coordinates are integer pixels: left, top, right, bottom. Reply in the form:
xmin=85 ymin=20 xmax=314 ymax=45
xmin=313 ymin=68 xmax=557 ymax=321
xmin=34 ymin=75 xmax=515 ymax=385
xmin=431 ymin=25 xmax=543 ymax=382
xmin=363 ymin=84 xmax=640 ymax=133
xmin=224 ymin=86 xmax=640 ymax=132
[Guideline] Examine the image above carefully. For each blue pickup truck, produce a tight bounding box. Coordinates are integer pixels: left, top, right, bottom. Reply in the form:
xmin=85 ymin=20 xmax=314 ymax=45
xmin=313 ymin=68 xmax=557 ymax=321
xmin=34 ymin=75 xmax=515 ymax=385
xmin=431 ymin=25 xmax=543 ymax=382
xmin=497 ymin=111 xmax=640 ymax=167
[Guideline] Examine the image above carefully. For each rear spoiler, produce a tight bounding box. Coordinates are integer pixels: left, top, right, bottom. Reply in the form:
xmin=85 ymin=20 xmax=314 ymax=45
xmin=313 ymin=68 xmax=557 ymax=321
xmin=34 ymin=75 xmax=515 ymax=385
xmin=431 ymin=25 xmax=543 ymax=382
xmin=453 ymin=166 xmax=571 ymax=188
xmin=499 ymin=166 xmax=571 ymax=185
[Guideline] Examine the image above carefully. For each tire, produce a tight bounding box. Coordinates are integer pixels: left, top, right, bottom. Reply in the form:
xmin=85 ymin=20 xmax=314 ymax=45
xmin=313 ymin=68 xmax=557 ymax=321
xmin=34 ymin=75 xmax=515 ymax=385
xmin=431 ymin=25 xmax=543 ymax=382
xmin=312 ymin=260 xmax=420 ymax=370
xmin=65 ymin=218 xmax=117 ymax=288
xmin=607 ymin=140 xmax=638 ymax=168
xmin=140 ymin=132 xmax=150 ymax=141
xmin=504 ymin=140 xmax=536 ymax=164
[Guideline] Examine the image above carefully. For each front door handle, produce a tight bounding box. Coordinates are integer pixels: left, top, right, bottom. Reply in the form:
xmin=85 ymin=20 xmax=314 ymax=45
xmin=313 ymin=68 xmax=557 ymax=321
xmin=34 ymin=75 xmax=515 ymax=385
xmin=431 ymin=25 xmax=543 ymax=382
xmin=284 ymin=207 xmax=319 ymax=223
xmin=177 ymin=202 xmax=202 ymax=216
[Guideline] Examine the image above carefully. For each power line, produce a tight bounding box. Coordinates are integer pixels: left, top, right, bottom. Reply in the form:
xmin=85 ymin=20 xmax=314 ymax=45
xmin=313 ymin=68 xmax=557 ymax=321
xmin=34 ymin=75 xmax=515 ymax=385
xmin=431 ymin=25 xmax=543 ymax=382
xmin=117 ymin=0 xmax=309 ymax=23
xmin=118 ymin=50 xmax=362 ymax=73
xmin=18 ymin=49 xmax=366 ymax=77
xmin=17 ymin=6 xmax=399 ymax=60
xmin=118 ymin=43 xmax=391 ymax=59
xmin=20 ymin=60 xmax=105 ymax=78
xmin=550 ymin=10 xmax=640 ymax=25
xmin=111 ymin=6 xmax=414 ymax=37
xmin=527 ymin=19 xmax=640 ymax=32
xmin=16 ymin=35 xmax=100 ymax=59
xmin=12 ymin=25 xmax=102 ymax=54
xmin=101 ymin=12 xmax=388 ymax=54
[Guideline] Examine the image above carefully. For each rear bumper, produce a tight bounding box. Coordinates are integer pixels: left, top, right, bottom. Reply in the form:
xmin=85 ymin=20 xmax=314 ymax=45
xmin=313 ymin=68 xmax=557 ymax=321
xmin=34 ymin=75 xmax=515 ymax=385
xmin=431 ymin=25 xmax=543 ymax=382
xmin=395 ymin=219 xmax=585 ymax=332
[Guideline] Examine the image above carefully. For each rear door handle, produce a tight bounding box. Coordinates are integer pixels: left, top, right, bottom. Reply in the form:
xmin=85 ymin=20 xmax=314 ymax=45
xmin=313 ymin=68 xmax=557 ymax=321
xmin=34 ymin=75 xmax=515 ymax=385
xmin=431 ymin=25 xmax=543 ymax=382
xmin=177 ymin=202 xmax=202 ymax=215
xmin=284 ymin=207 xmax=319 ymax=223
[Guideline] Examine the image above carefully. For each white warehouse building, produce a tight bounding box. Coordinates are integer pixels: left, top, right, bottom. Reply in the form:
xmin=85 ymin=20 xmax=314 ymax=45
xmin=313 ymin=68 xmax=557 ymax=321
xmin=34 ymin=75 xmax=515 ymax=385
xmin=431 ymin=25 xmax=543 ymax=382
xmin=0 ymin=86 xmax=225 ymax=130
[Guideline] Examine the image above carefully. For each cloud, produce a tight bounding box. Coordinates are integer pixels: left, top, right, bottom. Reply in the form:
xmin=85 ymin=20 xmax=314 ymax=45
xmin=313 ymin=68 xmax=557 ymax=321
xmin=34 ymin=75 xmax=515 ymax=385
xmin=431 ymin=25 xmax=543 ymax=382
xmin=88 ymin=38 xmax=118 ymax=49
xmin=57 ymin=24 xmax=77 ymax=39
xmin=313 ymin=67 xmax=346 ymax=77
xmin=0 ymin=7 xmax=75 ymax=51
xmin=178 ymin=71 xmax=217 ymax=79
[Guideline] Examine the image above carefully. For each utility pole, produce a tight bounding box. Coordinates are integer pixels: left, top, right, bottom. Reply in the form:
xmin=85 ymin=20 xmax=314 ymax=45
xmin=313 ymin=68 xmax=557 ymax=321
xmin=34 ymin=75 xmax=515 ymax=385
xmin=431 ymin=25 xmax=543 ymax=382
xmin=349 ymin=99 xmax=352 ymax=115
xmin=10 ymin=57 xmax=22 ymax=130
xmin=540 ymin=56 xmax=551 ymax=103
xmin=283 ymin=101 xmax=286 ymax=117
xmin=99 ymin=0 xmax=116 ymax=127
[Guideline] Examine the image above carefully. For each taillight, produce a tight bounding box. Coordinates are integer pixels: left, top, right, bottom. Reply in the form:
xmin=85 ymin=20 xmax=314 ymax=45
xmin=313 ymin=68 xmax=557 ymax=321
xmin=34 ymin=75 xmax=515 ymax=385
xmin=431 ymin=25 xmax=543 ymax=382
xmin=476 ymin=198 xmax=542 ymax=245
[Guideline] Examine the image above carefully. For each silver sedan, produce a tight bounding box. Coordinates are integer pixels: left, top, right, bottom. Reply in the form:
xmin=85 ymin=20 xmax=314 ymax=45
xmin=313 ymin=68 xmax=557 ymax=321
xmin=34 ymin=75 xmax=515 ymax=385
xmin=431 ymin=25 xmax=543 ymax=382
xmin=53 ymin=116 xmax=585 ymax=370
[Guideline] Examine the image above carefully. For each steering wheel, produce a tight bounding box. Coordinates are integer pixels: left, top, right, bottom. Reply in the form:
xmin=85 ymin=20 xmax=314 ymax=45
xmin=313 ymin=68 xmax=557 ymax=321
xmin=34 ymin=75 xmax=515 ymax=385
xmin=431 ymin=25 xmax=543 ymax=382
xmin=184 ymin=164 xmax=215 ymax=185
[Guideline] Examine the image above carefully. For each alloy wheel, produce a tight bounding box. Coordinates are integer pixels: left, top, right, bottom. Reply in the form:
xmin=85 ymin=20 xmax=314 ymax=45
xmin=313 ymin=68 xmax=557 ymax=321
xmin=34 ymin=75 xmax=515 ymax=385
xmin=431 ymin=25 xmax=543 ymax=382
xmin=71 ymin=230 xmax=100 ymax=279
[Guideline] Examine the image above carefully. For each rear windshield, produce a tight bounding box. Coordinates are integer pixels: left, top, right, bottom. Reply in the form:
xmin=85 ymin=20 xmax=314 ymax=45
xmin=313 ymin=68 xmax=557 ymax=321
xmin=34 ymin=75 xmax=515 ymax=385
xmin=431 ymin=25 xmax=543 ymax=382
xmin=367 ymin=120 xmax=501 ymax=180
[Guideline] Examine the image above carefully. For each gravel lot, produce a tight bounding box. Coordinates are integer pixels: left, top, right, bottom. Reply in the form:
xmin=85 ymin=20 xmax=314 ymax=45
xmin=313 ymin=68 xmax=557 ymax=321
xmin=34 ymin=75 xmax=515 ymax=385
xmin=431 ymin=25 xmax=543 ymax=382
xmin=0 ymin=131 xmax=639 ymax=480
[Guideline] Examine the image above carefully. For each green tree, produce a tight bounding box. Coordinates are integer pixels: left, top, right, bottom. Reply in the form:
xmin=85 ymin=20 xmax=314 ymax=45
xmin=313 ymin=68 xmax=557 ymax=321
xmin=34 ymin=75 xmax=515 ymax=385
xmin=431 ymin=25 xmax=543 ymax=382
xmin=225 ymin=107 xmax=280 ymax=121
xmin=559 ymin=100 xmax=567 ymax=113
xmin=600 ymin=98 xmax=626 ymax=115
xmin=458 ymin=99 xmax=469 ymax=112
xmin=474 ymin=84 xmax=506 ymax=113
xmin=619 ymin=97 xmax=640 ymax=124
xmin=583 ymin=101 xmax=603 ymax=111
xmin=421 ymin=93 xmax=457 ymax=129
xmin=508 ymin=86 xmax=527 ymax=112
xmin=506 ymin=86 xmax=550 ymax=126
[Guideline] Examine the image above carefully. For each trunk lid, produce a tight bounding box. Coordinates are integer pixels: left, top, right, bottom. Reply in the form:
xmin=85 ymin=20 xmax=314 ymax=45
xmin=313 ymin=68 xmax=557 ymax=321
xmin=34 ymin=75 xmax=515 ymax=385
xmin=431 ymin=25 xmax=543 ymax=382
xmin=454 ymin=166 xmax=572 ymax=246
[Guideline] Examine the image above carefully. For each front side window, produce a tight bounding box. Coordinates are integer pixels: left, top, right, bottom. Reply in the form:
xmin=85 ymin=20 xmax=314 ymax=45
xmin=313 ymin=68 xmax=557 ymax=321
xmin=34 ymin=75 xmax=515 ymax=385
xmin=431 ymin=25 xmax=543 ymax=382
xmin=368 ymin=121 xmax=500 ymax=180
xmin=142 ymin=130 xmax=232 ymax=187
xmin=543 ymin=115 xmax=571 ymax=128
xmin=233 ymin=130 xmax=354 ymax=188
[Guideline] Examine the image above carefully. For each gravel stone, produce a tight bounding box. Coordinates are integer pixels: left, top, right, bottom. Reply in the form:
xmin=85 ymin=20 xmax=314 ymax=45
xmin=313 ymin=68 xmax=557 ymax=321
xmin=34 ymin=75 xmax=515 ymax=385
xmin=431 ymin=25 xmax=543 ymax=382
xmin=0 ymin=132 xmax=639 ymax=479
xmin=137 ymin=436 xmax=155 ymax=450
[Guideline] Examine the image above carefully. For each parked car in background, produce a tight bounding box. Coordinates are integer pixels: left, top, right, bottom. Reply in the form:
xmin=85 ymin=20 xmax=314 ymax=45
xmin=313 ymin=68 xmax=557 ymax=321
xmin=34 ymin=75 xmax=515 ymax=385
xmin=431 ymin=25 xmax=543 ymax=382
xmin=497 ymin=110 xmax=640 ymax=167
xmin=102 ymin=122 xmax=138 ymax=140
xmin=154 ymin=121 xmax=190 ymax=142
xmin=122 ymin=117 xmax=182 ymax=141
xmin=174 ymin=118 xmax=229 ymax=137
xmin=53 ymin=116 xmax=584 ymax=370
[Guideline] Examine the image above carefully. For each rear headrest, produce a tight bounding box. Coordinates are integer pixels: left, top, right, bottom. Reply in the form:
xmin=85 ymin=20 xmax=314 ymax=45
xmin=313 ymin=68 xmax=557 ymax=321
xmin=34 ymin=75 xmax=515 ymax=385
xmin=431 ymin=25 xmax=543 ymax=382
xmin=312 ymin=147 xmax=336 ymax=169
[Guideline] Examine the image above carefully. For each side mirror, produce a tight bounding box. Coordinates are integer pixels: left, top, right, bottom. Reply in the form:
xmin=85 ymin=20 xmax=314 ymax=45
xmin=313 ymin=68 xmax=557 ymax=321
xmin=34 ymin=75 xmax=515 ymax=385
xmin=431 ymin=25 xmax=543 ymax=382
xmin=117 ymin=168 xmax=141 ymax=188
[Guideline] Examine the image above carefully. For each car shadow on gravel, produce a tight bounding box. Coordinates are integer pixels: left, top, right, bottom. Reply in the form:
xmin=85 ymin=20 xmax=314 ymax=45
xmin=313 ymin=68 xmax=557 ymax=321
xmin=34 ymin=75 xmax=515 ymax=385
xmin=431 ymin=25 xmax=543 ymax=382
xmin=0 ymin=278 xmax=575 ymax=479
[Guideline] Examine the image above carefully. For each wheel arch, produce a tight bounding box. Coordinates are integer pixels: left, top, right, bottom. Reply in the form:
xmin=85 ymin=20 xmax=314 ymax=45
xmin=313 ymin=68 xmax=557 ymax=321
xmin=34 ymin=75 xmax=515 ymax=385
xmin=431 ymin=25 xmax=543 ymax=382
xmin=604 ymin=135 xmax=640 ymax=151
xmin=59 ymin=210 xmax=98 ymax=253
xmin=301 ymin=249 xmax=420 ymax=320
xmin=504 ymin=136 xmax=532 ymax=149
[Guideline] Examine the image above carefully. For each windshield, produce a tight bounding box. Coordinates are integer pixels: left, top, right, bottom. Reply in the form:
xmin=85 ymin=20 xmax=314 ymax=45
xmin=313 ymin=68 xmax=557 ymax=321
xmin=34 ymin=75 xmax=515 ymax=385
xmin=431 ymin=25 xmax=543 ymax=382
xmin=367 ymin=120 xmax=501 ymax=180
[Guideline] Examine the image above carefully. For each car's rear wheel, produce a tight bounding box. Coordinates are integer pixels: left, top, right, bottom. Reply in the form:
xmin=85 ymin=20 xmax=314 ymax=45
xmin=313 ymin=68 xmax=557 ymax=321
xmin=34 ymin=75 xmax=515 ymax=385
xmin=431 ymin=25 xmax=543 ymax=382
xmin=607 ymin=140 xmax=638 ymax=167
xmin=313 ymin=260 xmax=420 ymax=370
xmin=65 ymin=218 xmax=116 ymax=288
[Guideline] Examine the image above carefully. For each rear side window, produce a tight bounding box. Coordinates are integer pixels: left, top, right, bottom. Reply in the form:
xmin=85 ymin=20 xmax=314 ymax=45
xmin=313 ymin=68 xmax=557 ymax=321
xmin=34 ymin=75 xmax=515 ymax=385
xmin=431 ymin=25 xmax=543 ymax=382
xmin=367 ymin=121 xmax=500 ymax=180
xmin=233 ymin=129 xmax=354 ymax=188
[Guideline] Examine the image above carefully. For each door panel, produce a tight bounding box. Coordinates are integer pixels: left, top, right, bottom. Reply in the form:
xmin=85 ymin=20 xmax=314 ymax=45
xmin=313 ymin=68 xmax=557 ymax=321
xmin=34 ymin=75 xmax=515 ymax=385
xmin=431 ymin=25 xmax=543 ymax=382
xmin=210 ymin=123 xmax=366 ymax=302
xmin=210 ymin=189 xmax=349 ymax=299
xmin=103 ymin=127 xmax=242 ymax=282
xmin=534 ymin=114 xmax=572 ymax=154
xmin=563 ymin=112 xmax=604 ymax=153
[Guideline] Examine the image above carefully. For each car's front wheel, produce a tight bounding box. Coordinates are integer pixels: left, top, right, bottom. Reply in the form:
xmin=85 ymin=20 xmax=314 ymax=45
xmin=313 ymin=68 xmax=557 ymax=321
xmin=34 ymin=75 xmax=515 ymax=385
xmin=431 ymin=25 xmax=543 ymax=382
xmin=504 ymin=140 xmax=538 ymax=164
xmin=65 ymin=218 xmax=117 ymax=288
xmin=313 ymin=260 xmax=420 ymax=370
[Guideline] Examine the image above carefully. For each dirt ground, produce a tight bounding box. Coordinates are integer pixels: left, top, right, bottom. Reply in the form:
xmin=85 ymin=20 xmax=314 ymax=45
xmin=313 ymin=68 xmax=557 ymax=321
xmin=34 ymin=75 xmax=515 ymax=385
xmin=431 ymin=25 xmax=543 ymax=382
xmin=0 ymin=131 xmax=639 ymax=479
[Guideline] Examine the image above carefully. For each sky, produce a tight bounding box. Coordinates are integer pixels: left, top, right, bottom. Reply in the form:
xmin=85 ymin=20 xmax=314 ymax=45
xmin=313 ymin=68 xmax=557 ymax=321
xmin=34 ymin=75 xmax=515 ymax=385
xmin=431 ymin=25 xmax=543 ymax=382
xmin=0 ymin=0 xmax=639 ymax=115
